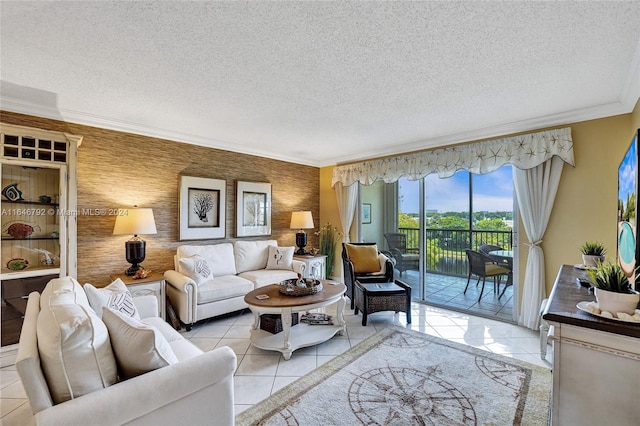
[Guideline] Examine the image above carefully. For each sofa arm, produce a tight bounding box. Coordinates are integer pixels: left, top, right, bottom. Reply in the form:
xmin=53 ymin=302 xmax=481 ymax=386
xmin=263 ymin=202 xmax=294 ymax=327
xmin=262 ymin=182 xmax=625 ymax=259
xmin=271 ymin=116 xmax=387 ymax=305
xmin=34 ymin=346 xmax=237 ymax=426
xmin=292 ymin=259 xmax=305 ymax=275
xmin=133 ymin=295 xmax=159 ymax=319
xmin=164 ymin=270 xmax=197 ymax=325
xmin=164 ymin=269 xmax=196 ymax=292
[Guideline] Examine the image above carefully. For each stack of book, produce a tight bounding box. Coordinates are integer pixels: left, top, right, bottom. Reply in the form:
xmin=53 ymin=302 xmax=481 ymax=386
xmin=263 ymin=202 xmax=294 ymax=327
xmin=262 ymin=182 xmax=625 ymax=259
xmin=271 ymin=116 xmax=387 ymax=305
xmin=300 ymin=313 xmax=333 ymax=325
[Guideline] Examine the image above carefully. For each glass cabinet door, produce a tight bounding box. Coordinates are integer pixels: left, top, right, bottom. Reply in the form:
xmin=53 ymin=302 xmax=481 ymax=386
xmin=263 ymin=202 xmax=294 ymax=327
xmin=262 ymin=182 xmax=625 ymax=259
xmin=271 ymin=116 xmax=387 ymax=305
xmin=1 ymin=163 xmax=65 ymax=277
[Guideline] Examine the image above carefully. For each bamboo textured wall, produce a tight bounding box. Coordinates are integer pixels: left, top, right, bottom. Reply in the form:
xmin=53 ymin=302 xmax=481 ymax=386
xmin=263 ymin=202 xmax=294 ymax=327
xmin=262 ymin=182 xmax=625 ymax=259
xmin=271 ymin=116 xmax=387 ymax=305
xmin=1 ymin=112 xmax=319 ymax=286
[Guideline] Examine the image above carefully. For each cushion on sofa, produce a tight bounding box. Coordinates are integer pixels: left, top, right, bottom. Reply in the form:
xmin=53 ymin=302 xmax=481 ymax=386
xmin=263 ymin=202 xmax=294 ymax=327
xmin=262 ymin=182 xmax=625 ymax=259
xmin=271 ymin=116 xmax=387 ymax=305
xmin=143 ymin=317 xmax=204 ymax=361
xmin=178 ymin=254 xmax=213 ymax=285
xmin=234 ymin=239 xmax=277 ymax=273
xmin=37 ymin=277 xmax=118 ymax=404
xmin=102 ymin=307 xmax=178 ymax=379
xmin=177 ymin=243 xmax=237 ymax=277
xmin=238 ymin=269 xmax=299 ymax=288
xmin=266 ymin=246 xmax=295 ymax=270
xmin=84 ymin=279 xmax=140 ymax=319
xmin=196 ymin=275 xmax=254 ymax=305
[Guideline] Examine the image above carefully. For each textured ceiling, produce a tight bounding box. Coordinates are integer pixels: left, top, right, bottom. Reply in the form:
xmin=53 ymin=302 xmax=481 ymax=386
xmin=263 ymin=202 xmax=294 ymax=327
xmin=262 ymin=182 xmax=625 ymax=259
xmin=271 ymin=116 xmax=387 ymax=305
xmin=1 ymin=1 xmax=640 ymax=167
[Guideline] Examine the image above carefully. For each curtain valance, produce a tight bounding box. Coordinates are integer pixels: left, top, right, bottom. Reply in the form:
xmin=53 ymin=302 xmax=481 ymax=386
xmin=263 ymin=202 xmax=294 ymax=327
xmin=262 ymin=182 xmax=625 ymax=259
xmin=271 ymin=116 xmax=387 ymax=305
xmin=332 ymin=127 xmax=574 ymax=187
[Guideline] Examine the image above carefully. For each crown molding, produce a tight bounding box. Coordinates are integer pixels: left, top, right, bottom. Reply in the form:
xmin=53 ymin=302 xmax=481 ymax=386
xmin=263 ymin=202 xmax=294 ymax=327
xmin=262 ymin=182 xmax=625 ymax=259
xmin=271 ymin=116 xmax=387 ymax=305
xmin=2 ymin=95 xmax=638 ymax=169
xmin=0 ymin=98 xmax=321 ymax=167
xmin=330 ymin=100 xmax=638 ymax=166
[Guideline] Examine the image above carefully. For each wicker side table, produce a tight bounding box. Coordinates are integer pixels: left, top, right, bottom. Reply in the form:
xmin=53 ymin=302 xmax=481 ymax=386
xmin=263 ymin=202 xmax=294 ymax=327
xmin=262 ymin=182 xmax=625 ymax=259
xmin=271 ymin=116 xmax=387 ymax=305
xmin=354 ymin=280 xmax=412 ymax=326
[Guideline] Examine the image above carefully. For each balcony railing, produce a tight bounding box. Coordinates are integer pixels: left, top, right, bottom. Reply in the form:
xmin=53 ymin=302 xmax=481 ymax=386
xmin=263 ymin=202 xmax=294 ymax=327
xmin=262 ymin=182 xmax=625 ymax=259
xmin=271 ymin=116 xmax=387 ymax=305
xmin=393 ymin=227 xmax=513 ymax=277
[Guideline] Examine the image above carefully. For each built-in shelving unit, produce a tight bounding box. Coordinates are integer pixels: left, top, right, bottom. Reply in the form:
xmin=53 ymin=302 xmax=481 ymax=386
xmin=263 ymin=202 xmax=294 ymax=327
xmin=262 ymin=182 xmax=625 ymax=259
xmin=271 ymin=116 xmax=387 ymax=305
xmin=1 ymin=123 xmax=82 ymax=347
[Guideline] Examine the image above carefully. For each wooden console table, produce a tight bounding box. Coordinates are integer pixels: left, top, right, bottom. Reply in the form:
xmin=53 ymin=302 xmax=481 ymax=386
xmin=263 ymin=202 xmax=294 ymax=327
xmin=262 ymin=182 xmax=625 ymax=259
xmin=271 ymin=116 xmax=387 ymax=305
xmin=542 ymin=265 xmax=639 ymax=425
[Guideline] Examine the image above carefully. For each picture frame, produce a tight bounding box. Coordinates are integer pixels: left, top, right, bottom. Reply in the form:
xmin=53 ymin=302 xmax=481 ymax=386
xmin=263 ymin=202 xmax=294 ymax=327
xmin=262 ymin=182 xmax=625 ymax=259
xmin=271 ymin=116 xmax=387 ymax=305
xmin=362 ymin=203 xmax=372 ymax=224
xmin=236 ymin=181 xmax=271 ymax=237
xmin=179 ymin=176 xmax=226 ymax=240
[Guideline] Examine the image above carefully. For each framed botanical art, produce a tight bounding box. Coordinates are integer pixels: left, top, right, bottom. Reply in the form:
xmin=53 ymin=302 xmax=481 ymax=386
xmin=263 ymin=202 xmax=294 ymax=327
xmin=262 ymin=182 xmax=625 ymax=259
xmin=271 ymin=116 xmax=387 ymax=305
xmin=236 ymin=181 xmax=271 ymax=237
xmin=179 ymin=176 xmax=226 ymax=240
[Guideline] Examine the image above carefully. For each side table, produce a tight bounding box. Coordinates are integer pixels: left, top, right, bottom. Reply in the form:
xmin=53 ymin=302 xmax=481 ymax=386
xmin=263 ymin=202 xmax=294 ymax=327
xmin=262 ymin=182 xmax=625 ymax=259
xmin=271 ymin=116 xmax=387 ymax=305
xmin=293 ymin=254 xmax=327 ymax=280
xmin=110 ymin=271 xmax=166 ymax=320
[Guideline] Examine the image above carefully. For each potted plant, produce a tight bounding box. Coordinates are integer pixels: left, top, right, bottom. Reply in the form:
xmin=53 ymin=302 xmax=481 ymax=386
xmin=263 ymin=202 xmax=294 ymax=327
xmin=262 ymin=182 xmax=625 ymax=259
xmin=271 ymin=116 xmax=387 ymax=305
xmin=317 ymin=223 xmax=342 ymax=279
xmin=586 ymin=261 xmax=640 ymax=315
xmin=580 ymin=241 xmax=606 ymax=267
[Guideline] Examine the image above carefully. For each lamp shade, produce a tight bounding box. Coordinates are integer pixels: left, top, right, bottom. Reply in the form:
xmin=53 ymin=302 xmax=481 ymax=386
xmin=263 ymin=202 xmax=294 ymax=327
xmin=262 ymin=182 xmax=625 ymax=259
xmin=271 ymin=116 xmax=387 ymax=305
xmin=113 ymin=208 xmax=157 ymax=236
xmin=290 ymin=211 xmax=314 ymax=229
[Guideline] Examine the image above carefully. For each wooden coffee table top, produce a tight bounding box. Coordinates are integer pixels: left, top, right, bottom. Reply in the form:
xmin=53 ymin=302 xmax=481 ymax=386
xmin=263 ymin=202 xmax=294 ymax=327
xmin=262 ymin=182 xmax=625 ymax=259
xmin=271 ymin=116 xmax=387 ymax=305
xmin=245 ymin=281 xmax=346 ymax=308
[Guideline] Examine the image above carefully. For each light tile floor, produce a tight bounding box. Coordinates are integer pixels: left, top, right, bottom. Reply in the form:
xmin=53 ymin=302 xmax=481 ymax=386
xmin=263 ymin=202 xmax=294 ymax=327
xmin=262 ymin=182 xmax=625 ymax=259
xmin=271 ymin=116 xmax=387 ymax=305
xmin=0 ymin=302 xmax=552 ymax=425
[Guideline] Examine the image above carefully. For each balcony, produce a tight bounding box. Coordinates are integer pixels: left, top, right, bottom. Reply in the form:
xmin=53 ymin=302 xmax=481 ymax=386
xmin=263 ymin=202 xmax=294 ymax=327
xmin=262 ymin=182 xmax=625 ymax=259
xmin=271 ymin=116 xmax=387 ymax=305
xmin=386 ymin=227 xmax=514 ymax=322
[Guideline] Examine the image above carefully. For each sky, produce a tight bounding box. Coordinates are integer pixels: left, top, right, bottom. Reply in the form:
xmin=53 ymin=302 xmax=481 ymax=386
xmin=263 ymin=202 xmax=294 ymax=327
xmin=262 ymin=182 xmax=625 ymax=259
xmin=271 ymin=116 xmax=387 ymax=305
xmin=399 ymin=165 xmax=514 ymax=213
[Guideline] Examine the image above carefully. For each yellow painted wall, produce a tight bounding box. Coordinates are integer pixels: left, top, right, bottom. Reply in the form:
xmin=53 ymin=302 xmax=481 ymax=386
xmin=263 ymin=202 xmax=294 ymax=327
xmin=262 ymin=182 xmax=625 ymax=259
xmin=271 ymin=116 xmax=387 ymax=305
xmin=321 ymin=109 xmax=639 ymax=301
xmin=540 ymin=114 xmax=632 ymax=294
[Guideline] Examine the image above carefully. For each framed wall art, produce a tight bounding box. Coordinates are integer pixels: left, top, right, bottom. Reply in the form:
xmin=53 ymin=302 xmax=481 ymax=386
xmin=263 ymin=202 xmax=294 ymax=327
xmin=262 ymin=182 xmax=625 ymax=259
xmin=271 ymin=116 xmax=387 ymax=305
xmin=236 ymin=181 xmax=271 ymax=237
xmin=179 ymin=176 xmax=226 ymax=240
xmin=362 ymin=203 xmax=372 ymax=224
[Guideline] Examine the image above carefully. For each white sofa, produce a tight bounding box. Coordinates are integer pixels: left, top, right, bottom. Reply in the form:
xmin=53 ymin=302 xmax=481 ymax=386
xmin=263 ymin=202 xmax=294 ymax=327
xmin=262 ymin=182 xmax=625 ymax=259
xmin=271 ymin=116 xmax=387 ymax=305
xmin=165 ymin=240 xmax=303 ymax=329
xmin=16 ymin=277 xmax=237 ymax=426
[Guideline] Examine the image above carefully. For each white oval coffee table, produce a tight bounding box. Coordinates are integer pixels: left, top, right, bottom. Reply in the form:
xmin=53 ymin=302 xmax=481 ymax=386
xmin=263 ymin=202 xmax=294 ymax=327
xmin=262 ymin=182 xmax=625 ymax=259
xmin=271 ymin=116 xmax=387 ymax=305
xmin=244 ymin=281 xmax=346 ymax=360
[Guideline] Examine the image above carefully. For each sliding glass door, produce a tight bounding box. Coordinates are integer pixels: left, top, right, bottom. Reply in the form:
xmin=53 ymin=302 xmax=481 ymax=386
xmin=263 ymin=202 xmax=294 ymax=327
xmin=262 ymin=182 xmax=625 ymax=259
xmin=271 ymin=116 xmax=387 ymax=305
xmin=359 ymin=166 xmax=516 ymax=322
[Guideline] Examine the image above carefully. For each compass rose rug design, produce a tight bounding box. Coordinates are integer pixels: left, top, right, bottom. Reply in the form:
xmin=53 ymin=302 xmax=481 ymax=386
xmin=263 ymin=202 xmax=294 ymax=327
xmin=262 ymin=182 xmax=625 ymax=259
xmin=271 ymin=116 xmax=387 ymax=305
xmin=236 ymin=326 xmax=551 ymax=425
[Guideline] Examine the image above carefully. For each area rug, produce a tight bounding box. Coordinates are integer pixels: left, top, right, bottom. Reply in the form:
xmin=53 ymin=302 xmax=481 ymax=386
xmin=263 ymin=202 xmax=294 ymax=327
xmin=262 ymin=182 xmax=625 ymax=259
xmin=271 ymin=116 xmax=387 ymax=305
xmin=235 ymin=326 xmax=551 ymax=425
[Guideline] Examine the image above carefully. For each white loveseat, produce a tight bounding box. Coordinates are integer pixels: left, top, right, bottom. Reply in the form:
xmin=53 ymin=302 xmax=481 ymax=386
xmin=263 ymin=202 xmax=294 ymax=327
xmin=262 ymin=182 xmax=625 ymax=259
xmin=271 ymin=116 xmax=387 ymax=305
xmin=16 ymin=277 xmax=237 ymax=426
xmin=165 ymin=240 xmax=303 ymax=329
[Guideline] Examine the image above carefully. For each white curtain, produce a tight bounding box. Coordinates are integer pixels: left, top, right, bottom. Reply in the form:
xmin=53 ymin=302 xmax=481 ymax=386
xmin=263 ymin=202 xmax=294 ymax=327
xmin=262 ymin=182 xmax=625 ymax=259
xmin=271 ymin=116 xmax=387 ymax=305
xmin=335 ymin=182 xmax=358 ymax=243
xmin=513 ymin=156 xmax=565 ymax=329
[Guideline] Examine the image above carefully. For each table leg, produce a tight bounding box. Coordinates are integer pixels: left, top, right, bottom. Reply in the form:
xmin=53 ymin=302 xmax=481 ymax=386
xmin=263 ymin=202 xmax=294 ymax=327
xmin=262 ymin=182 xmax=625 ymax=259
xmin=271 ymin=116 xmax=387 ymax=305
xmin=335 ymin=295 xmax=346 ymax=335
xmin=281 ymin=308 xmax=293 ymax=360
xmin=251 ymin=310 xmax=260 ymax=330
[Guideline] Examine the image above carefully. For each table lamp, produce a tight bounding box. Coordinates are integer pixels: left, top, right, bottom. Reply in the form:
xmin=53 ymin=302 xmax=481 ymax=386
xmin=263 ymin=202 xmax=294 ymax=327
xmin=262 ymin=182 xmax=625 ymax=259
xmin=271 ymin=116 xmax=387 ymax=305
xmin=113 ymin=206 xmax=157 ymax=275
xmin=290 ymin=211 xmax=314 ymax=255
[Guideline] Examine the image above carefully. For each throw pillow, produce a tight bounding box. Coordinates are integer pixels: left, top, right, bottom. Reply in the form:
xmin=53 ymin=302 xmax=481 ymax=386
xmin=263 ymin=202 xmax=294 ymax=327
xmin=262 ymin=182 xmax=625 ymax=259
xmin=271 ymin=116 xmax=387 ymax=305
xmin=346 ymin=244 xmax=380 ymax=273
xmin=266 ymin=246 xmax=295 ymax=270
xmin=102 ymin=307 xmax=178 ymax=379
xmin=178 ymin=254 xmax=213 ymax=285
xmin=37 ymin=278 xmax=118 ymax=404
xmin=84 ymin=279 xmax=140 ymax=320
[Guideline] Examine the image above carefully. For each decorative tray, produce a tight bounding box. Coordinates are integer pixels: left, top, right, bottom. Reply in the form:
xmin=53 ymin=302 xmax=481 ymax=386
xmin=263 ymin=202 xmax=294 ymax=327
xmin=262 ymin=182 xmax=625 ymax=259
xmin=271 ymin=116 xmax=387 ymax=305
xmin=279 ymin=278 xmax=323 ymax=296
xmin=576 ymin=301 xmax=640 ymax=324
xmin=573 ymin=264 xmax=596 ymax=271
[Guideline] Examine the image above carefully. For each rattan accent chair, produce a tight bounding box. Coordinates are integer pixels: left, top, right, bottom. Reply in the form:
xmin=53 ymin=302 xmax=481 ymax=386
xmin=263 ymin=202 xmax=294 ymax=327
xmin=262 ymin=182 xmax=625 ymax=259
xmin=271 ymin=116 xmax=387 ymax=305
xmin=464 ymin=249 xmax=511 ymax=302
xmin=341 ymin=242 xmax=394 ymax=310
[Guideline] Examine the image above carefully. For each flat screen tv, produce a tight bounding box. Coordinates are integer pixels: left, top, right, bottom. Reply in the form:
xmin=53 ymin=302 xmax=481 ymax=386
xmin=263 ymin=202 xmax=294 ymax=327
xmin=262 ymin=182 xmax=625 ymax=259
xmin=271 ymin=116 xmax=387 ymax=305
xmin=617 ymin=128 xmax=640 ymax=291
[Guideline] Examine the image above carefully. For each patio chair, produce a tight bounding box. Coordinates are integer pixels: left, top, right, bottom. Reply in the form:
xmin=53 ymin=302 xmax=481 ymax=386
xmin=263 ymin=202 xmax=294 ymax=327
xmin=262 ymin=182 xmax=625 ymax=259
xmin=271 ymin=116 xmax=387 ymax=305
xmin=342 ymin=243 xmax=394 ymax=310
xmin=464 ymin=249 xmax=511 ymax=302
xmin=384 ymin=233 xmax=420 ymax=277
xmin=479 ymin=244 xmax=503 ymax=255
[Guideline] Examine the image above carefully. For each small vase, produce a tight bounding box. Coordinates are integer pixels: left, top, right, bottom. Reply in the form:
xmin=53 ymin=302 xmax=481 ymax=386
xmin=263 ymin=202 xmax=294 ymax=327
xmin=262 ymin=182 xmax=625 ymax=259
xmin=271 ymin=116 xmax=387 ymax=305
xmin=582 ymin=254 xmax=605 ymax=267
xmin=594 ymin=288 xmax=640 ymax=315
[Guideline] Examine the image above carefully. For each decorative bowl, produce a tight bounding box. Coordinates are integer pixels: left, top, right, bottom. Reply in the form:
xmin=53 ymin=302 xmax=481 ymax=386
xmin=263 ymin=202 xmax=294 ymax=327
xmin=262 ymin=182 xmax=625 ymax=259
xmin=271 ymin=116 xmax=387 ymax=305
xmin=5 ymin=222 xmax=36 ymax=239
xmin=279 ymin=278 xmax=323 ymax=296
xmin=6 ymin=258 xmax=29 ymax=271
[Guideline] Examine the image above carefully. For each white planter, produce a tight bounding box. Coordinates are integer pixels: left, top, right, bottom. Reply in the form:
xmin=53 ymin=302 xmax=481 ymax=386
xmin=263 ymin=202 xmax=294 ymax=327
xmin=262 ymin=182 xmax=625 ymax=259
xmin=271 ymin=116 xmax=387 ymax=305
xmin=582 ymin=254 xmax=605 ymax=267
xmin=594 ymin=288 xmax=640 ymax=315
